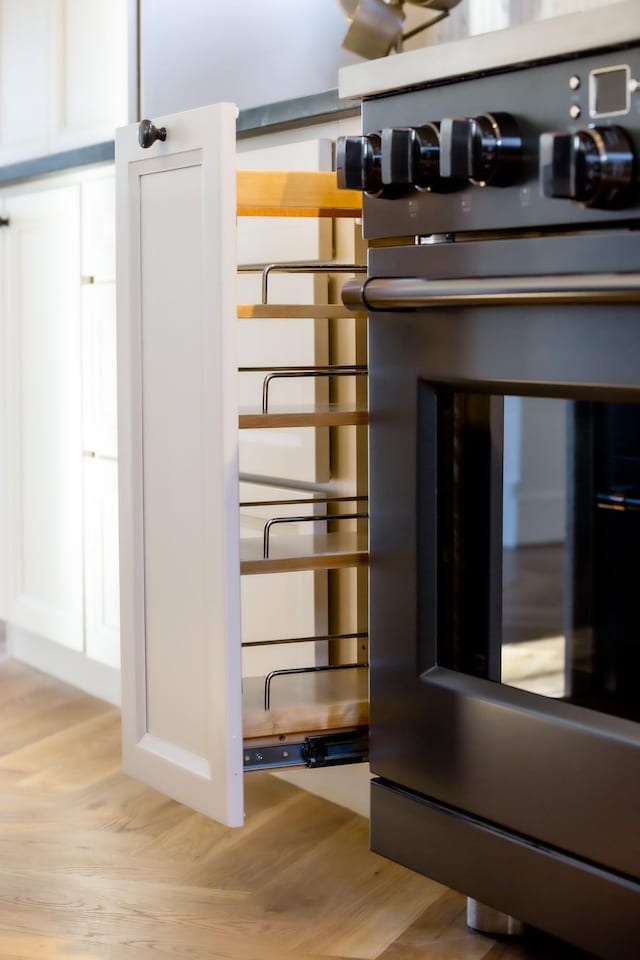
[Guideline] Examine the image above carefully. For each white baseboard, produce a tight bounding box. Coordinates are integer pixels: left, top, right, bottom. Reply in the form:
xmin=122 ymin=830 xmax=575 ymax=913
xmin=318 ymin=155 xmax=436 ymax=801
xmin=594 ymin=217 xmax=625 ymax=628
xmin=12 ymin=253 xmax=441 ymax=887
xmin=7 ymin=623 xmax=121 ymax=706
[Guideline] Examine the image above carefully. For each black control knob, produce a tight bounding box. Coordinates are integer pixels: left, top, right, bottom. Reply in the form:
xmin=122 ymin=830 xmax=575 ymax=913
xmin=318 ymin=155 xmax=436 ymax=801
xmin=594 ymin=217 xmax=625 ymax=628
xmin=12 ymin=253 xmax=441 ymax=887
xmin=336 ymin=134 xmax=383 ymax=196
xmin=380 ymin=123 xmax=444 ymax=191
xmin=440 ymin=112 xmax=522 ymax=186
xmin=540 ymin=125 xmax=636 ymax=209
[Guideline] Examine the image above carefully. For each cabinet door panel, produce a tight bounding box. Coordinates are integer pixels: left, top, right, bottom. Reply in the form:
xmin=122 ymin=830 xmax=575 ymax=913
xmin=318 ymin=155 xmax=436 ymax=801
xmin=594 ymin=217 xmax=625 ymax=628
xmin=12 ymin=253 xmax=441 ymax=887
xmin=83 ymin=457 xmax=120 ymax=669
xmin=5 ymin=184 xmax=84 ymax=650
xmin=116 ymin=104 xmax=244 ymax=826
xmin=0 ymin=0 xmax=54 ymax=163
xmin=58 ymin=0 xmax=128 ymax=149
xmin=0 ymin=207 xmax=6 ymax=621
xmin=82 ymin=283 xmax=117 ymax=459
xmin=81 ymin=174 xmax=116 ymax=282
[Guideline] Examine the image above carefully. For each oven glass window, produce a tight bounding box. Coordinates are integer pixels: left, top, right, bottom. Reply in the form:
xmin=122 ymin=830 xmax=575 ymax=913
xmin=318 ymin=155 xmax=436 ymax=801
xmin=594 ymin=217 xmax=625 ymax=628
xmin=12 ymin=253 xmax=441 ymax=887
xmin=433 ymin=390 xmax=640 ymax=722
xmin=501 ymin=396 xmax=567 ymax=700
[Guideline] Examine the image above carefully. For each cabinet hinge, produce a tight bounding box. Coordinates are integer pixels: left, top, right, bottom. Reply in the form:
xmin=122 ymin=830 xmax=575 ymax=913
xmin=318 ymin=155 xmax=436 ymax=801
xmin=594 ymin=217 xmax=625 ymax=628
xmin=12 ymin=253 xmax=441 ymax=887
xmin=243 ymin=727 xmax=368 ymax=772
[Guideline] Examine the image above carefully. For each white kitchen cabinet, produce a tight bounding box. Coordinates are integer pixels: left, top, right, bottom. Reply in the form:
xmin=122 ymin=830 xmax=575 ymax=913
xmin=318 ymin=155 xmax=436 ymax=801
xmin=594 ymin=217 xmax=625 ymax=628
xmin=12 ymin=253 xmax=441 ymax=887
xmin=0 ymin=0 xmax=54 ymax=164
xmin=83 ymin=456 xmax=120 ymax=669
xmin=81 ymin=174 xmax=116 ymax=282
xmin=0 ymin=203 xmax=7 ymax=622
xmin=117 ymin=103 xmax=244 ymax=825
xmin=0 ymin=166 xmax=121 ymax=703
xmin=116 ymin=104 xmax=367 ymax=827
xmin=79 ymin=170 xmax=120 ymax=671
xmin=57 ymin=0 xmax=128 ymax=152
xmin=0 ymin=0 xmax=128 ymax=165
xmin=82 ymin=283 xmax=118 ymax=460
xmin=4 ymin=182 xmax=84 ymax=650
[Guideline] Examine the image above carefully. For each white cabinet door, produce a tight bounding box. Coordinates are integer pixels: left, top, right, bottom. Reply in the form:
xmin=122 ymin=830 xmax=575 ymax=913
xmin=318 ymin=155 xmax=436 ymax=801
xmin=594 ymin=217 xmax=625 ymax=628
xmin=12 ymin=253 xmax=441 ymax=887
xmin=4 ymin=183 xmax=84 ymax=650
xmin=57 ymin=0 xmax=129 ymax=151
xmin=82 ymin=283 xmax=118 ymax=460
xmin=83 ymin=456 xmax=120 ymax=669
xmin=116 ymin=104 xmax=244 ymax=826
xmin=81 ymin=173 xmax=116 ymax=283
xmin=0 ymin=0 xmax=55 ymax=164
xmin=0 ymin=207 xmax=7 ymax=621
xmin=0 ymin=1 xmax=128 ymax=164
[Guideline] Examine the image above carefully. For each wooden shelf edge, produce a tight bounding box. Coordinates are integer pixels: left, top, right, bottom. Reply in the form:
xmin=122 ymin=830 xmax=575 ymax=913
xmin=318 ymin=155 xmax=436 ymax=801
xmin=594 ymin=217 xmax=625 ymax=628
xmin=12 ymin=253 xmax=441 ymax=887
xmin=237 ymin=304 xmax=366 ymax=320
xmin=242 ymin=667 xmax=369 ymax=739
xmin=239 ymin=404 xmax=369 ymax=429
xmin=237 ymin=170 xmax=362 ymax=218
xmin=240 ymin=531 xmax=368 ymax=575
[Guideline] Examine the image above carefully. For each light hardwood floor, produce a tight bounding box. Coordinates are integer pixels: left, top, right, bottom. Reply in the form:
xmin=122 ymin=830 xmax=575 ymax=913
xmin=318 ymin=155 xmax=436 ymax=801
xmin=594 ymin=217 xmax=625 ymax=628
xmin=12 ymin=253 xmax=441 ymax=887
xmin=0 ymin=659 xmax=592 ymax=960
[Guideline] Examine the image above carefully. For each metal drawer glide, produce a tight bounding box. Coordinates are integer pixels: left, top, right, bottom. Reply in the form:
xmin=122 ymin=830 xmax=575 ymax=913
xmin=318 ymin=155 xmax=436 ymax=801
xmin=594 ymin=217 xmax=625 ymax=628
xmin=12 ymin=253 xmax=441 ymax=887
xmin=243 ymin=727 xmax=369 ymax=771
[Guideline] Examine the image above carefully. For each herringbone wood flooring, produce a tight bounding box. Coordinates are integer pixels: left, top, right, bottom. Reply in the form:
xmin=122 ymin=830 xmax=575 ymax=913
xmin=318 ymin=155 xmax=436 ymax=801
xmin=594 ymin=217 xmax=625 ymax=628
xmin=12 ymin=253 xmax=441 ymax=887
xmin=0 ymin=659 xmax=592 ymax=960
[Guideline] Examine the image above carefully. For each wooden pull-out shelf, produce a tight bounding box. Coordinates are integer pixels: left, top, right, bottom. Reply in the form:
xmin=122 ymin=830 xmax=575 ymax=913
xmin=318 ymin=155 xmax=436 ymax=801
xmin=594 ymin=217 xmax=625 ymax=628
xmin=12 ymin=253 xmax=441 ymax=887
xmin=240 ymin=531 xmax=368 ymax=575
xmin=239 ymin=403 xmax=368 ymax=429
xmin=242 ymin=665 xmax=369 ymax=740
xmin=237 ymin=170 xmax=362 ymax=218
xmin=238 ymin=304 xmax=365 ymax=320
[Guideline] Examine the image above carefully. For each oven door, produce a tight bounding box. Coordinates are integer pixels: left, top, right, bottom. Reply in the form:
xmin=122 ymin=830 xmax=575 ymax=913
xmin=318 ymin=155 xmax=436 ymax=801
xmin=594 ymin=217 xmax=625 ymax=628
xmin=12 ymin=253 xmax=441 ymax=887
xmin=364 ymin=234 xmax=640 ymax=956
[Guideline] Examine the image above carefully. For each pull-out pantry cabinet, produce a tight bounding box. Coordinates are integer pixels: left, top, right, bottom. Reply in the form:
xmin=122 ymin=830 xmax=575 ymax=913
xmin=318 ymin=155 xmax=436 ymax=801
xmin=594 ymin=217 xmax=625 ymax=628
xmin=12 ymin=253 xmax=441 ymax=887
xmin=116 ymin=103 xmax=367 ymax=826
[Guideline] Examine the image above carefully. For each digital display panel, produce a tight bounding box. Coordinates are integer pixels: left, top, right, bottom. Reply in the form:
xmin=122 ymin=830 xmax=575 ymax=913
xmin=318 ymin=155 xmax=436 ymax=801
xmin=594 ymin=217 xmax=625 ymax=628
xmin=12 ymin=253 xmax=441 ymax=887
xmin=590 ymin=65 xmax=630 ymax=117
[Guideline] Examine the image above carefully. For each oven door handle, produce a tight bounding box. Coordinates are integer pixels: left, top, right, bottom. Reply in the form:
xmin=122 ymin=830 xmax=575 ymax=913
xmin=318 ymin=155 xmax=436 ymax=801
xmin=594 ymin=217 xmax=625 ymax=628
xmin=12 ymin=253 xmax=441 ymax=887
xmin=342 ymin=273 xmax=640 ymax=311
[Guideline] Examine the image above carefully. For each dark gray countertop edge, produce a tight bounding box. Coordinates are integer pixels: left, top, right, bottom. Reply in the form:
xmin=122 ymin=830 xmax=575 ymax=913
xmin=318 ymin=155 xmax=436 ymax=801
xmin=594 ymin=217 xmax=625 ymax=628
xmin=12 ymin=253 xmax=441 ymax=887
xmin=0 ymin=90 xmax=360 ymax=186
xmin=236 ymin=88 xmax=360 ymax=139
xmin=0 ymin=141 xmax=115 ymax=187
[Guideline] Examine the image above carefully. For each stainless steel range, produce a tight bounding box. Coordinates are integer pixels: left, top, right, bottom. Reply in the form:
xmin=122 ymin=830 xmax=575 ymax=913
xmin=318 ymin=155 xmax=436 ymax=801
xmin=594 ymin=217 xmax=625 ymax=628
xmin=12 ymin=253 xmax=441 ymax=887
xmin=337 ymin=5 xmax=640 ymax=957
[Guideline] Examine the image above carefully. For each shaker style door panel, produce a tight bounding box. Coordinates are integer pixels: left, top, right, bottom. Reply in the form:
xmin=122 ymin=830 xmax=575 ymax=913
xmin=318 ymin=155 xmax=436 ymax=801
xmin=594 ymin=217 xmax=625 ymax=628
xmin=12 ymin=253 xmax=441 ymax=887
xmin=0 ymin=205 xmax=6 ymax=622
xmin=81 ymin=283 xmax=118 ymax=460
xmin=0 ymin=0 xmax=55 ymax=164
xmin=81 ymin=173 xmax=116 ymax=283
xmin=4 ymin=184 xmax=84 ymax=651
xmin=0 ymin=1 xmax=127 ymax=164
xmin=57 ymin=0 xmax=128 ymax=151
xmin=83 ymin=456 xmax=120 ymax=670
xmin=116 ymin=104 xmax=244 ymax=827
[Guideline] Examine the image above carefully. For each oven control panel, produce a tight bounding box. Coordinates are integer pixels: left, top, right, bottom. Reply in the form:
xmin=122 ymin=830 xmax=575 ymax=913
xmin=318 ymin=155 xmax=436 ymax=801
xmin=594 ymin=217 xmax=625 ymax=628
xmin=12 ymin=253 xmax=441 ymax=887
xmin=338 ymin=45 xmax=640 ymax=238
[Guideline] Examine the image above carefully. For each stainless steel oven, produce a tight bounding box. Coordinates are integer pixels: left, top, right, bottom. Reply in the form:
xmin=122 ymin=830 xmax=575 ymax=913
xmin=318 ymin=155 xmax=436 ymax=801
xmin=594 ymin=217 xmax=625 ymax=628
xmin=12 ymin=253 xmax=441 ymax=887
xmin=338 ymin=7 xmax=640 ymax=957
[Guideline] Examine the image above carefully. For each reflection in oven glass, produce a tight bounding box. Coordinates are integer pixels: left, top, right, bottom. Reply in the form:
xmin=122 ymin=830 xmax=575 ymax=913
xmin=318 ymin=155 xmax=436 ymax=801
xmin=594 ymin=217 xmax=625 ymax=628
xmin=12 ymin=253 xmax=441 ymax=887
xmin=501 ymin=396 xmax=567 ymax=699
xmin=498 ymin=396 xmax=640 ymax=721
xmin=434 ymin=388 xmax=640 ymax=720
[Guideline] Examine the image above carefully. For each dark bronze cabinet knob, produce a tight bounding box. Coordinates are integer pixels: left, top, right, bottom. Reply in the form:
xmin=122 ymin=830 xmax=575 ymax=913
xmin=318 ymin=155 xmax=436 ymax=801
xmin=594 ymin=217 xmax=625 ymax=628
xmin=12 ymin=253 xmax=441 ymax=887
xmin=138 ymin=119 xmax=167 ymax=149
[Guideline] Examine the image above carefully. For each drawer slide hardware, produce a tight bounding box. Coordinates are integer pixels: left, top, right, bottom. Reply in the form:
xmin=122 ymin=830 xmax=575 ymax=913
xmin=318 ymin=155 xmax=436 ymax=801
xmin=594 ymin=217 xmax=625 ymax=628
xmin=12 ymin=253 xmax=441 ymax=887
xmin=243 ymin=728 xmax=369 ymax=771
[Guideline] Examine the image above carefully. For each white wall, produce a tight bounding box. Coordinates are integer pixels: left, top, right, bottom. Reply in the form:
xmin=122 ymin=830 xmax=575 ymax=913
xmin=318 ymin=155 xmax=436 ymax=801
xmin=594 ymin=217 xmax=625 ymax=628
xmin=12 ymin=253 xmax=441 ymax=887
xmin=139 ymin=0 xmax=624 ymax=119
xmin=139 ymin=0 xmax=363 ymax=116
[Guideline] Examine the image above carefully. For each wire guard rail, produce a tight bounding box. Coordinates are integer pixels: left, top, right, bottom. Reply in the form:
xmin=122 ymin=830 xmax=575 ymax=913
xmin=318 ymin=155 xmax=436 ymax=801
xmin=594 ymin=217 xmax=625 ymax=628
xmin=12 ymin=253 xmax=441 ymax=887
xmin=262 ymin=512 xmax=368 ymax=559
xmin=239 ymin=494 xmax=368 ymax=509
xmin=242 ymin=631 xmax=368 ymax=649
xmin=238 ymin=260 xmax=366 ymax=304
xmin=264 ymin=662 xmax=369 ymax=711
